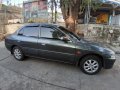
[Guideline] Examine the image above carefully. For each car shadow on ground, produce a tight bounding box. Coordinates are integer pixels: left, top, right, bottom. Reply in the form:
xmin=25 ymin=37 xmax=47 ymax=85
xmin=0 ymin=55 xmax=120 ymax=90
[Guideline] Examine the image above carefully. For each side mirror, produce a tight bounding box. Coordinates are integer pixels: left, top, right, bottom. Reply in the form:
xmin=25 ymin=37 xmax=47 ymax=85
xmin=62 ymin=36 xmax=70 ymax=42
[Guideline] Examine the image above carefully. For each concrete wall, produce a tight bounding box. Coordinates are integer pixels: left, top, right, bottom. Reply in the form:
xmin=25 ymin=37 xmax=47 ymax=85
xmin=5 ymin=24 xmax=23 ymax=34
xmin=4 ymin=23 xmax=105 ymax=35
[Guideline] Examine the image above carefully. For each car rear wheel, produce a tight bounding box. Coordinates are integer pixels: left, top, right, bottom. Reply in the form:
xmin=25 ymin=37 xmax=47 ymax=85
xmin=13 ymin=46 xmax=24 ymax=61
xmin=80 ymin=55 xmax=102 ymax=75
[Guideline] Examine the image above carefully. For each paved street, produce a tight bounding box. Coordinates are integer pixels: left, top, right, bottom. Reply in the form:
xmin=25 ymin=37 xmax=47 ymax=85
xmin=0 ymin=41 xmax=120 ymax=90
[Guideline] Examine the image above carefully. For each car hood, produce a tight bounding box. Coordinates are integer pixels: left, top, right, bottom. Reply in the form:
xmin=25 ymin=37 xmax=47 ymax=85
xmin=76 ymin=38 xmax=109 ymax=52
xmin=75 ymin=38 xmax=115 ymax=56
xmin=80 ymin=39 xmax=105 ymax=47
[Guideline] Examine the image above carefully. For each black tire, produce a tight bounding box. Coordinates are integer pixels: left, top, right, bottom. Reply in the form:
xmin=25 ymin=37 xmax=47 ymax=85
xmin=12 ymin=46 xmax=24 ymax=61
xmin=80 ymin=55 xmax=102 ymax=75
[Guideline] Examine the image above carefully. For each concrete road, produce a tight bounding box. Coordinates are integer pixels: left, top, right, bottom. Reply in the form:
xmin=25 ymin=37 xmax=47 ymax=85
xmin=0 ymin=41 xmax=120 ymax=90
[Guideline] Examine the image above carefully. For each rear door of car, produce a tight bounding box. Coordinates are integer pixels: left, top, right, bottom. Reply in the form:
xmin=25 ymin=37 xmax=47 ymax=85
xmin=38 ymin=25 xmax=76 ymax=63
xmin=16 ymin=26 xmax=39 ymax=56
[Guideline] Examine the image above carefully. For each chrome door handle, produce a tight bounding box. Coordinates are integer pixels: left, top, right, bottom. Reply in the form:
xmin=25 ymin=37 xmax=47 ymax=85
xmin=41 ymin=43 xmax=46 ymax=46
xmin=17 ymin=40 xmax=21 ymax=42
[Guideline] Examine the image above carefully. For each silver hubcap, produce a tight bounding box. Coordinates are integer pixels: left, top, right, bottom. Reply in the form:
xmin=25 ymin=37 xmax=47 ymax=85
xmin=84 ymin=60 xmax=99 ymax=73
xmin=14 ymin=49 xmax=22 ymax=59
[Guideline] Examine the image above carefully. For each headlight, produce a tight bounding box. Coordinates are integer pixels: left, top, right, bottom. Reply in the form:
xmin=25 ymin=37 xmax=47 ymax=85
xmin=105 ymin=48 xmax=115 ymax=55
xmin=105 ymin=48 xmax=116 ymax=59
xmin=110 ymin=54 xmax=116 ymax=59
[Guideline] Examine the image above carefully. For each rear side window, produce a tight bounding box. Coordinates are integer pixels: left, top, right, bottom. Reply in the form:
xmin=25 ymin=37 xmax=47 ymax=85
xmin=18 ymin=26 xmax=39 ymax=37
xmin=18 ymin=28 xmax=24 ymax=35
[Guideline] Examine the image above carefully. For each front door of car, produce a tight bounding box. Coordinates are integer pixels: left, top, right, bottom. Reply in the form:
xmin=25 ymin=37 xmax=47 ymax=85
xmin=38 ymin=26 xmax=76 ymax=63
xmin=17 ymin=26 xmax=39 ymax=56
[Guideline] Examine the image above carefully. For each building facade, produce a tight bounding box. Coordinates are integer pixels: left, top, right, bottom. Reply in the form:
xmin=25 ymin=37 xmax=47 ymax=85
xmin=23 ymin=0 xmax=48 ymax=23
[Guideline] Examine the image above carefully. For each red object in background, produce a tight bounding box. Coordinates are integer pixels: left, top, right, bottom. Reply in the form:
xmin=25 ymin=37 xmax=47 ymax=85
xmin=38 ymin=0 xmax=47 ymax=10
xmin=24 ymin=3 xmax=31 ymax=11
xmin=32 ymin=1 xmax=38 ymax=10
xmin=0 ymin=0 xmax=2 ymax=3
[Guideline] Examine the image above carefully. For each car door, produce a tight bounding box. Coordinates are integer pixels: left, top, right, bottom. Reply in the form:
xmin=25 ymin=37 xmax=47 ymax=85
xmin=38 ymin=26 xmax=76 ymax=63
xmin=16 ymin=26 xmax=39 ymax=56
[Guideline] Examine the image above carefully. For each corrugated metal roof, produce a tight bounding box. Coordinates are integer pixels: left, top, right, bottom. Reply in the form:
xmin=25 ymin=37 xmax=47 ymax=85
xmin=102 ymin=0 xmax=120 ymax=6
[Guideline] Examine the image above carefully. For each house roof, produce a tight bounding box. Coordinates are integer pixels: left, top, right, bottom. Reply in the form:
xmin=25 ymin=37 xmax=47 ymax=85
xmin=25 ymin=23 xmax=60 ymax=27
xmin=101 ymin=0 xmax=120 ymax=7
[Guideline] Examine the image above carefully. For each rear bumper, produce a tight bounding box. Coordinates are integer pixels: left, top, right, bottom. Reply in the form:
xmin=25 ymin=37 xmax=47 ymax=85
xmin=103 ymin=58 xmax=116 ymax=69
xmin=5 ymin=41 xmax=12 ymax=51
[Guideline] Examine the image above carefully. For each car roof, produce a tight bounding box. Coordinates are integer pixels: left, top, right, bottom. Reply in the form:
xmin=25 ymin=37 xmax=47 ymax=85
xmin=25 ymin=23 xmax=60 ymax=27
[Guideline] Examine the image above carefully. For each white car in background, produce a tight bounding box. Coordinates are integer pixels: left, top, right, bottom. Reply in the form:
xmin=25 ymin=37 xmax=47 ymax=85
xmin=8 ymin=19 xmax=23 ymax=24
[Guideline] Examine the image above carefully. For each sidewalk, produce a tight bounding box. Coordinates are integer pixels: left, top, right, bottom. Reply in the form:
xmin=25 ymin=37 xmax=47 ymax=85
xmin=0 ymin=41 xmax=11 ymax=60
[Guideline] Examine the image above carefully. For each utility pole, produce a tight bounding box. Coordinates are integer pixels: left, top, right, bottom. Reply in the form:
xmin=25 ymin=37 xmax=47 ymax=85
xmin=54 ymin=0 xmax=57 ymax=24
xmin=4 ymin=5 xmax=7 ymax=24
xmin=0 ymin=0 xmax=3 ymax=4
xmin=51 ymin=0 xmax=54 ymax=23
xmin=4 ymin=0 xmax=10 ymax=24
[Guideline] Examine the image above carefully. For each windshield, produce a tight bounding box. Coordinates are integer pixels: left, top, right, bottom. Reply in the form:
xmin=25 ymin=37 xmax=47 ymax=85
xmin=58 ymin=26 xmax=80 ymax=41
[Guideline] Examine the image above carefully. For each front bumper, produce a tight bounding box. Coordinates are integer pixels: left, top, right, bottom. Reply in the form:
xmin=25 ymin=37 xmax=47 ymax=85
xmin=103 ymin=58 xmax=116 ymax=69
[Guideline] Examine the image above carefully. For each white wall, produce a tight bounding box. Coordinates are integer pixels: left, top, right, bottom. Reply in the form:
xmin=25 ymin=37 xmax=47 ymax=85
xmin=110 ymin=15 xmax=120 ymax=26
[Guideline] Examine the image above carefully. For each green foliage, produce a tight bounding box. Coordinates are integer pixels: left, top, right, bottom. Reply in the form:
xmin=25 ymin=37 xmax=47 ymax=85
xmin=50 ymin=0 xmax=102 ymax=13
xmin=60 ymin=0 xmax=73 ymax=9
xmin=28 ymin=19 xmax=34 ymax=23
xmin=1 ymin=4 xmax=7 ymax=9
xmin=80 ymin=0 xmax=102 ymax=12
xmin=91 ymin=1 xmax=102 ymax=11
xmin=60 ymin=0 xmax=80 ymax=9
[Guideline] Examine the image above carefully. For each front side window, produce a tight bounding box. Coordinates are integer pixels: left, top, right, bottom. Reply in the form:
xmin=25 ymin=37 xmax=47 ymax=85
xmin=41 ymin=26 xmax=65 ymax=39
xmin=58 ymin=26 xmax=80 ymax=40
xmin=19 ymin=26 xmax=39 ymax=37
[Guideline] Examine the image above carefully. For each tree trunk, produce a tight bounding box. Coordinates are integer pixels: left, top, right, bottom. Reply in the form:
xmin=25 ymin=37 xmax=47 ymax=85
xmin=51 ymin=0 xmax=54 ymax=23
xmin=60 ymin=0 xmax=80 ymax=32
xmin=54 ymin=1 xmax=57 ymax=23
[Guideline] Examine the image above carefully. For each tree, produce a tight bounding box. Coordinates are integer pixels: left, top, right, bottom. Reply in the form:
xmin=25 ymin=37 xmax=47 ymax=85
xmin=54 ymin=0 xmax=58 ymax=23
xmin=60 ymin=0 xmax=81 ymax=32
xmin=80 ymin=0 xmax=102 ymax=24
xmin=48 ymin=0 xmax=59 ymax=23
xmin=48 ymin=0 xmax=54 ymax=23
xmin=50 ymin=0 xmax=102 ymax=32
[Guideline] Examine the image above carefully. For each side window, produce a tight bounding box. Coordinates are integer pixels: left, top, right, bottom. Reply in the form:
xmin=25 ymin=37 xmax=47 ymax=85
xmin=22 ymin=27 xmax=39 ymax=37
xmin=41 ymin=27 xmax=65 ymax=39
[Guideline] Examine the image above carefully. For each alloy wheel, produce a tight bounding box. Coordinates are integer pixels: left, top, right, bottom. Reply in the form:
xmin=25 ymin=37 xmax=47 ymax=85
xmin=83 ymin=59 xmax=99 ymax=73
xmin=14 ymin=48 xmax=22 ymax=60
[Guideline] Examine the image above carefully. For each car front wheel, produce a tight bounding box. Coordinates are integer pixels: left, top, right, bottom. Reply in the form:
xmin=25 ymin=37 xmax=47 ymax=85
xmin=80 ymin=55 xmax=102 ymax=75
xmin=13 ymin=46 xmax=24 ymax=61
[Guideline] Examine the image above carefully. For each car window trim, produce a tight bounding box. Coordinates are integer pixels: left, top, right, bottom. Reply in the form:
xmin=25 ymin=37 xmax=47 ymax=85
xmin=39 ymin=26 xmax=63 ymax=40
xmin=39 ymin=25 xmax=70 ymax=41
xmin=53 ymin=26 xmax=73 ymax=42
xmin=18 ymin=28 xmax=24 ymax=35
xmin=18 ymin=26 xmax=40 ymax=38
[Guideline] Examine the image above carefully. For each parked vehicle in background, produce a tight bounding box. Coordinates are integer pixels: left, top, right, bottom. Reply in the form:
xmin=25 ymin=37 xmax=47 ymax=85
xmin=5 ymin=23 xmax=116 ymax=75
xmin=8 ymin=19 xmax=23 ymax=24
